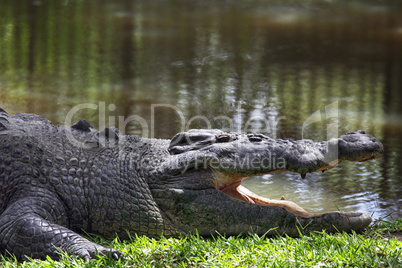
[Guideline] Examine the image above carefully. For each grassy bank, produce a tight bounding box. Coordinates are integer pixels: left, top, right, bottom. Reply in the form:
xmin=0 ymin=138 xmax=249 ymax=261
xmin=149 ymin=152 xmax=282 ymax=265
xmin=1 ymin=219 xmax=401 ymax=267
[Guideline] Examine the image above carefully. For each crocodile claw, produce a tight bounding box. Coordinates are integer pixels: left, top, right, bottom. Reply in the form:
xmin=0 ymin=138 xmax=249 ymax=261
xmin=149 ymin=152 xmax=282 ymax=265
xmin=68 ymin=242 xmax=124 ymax=261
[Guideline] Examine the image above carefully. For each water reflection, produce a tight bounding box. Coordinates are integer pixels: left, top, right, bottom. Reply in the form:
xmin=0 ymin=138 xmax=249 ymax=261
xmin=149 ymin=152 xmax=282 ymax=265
xmin=0 ymin=0 xmax=401 ymax=219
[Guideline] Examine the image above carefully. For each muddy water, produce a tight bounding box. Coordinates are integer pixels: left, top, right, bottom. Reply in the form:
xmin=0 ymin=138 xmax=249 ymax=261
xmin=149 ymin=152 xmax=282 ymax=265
xmin=0 ymin=0 xmax=401 ymax=219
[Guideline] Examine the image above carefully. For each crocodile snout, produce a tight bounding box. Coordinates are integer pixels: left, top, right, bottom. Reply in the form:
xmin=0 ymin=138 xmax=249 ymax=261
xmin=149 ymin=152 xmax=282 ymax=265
xmin=338 ymin=131 xmax=384 ymax=162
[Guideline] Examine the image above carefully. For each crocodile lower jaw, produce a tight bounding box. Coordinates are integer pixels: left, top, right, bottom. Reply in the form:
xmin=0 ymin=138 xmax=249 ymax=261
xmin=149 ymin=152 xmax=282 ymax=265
xmin=214 ymin=172 xmax=314 ymax=217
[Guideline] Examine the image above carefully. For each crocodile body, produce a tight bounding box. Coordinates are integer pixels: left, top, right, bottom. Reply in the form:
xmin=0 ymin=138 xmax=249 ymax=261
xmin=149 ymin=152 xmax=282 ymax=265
xmin=0 ymin=108 xmax=383 ymax=260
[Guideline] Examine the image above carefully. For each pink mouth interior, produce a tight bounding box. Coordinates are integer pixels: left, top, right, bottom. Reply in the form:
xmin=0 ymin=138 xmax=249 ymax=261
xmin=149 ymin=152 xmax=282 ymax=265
xmin=216 ymin=176 xmax=314 ymax=218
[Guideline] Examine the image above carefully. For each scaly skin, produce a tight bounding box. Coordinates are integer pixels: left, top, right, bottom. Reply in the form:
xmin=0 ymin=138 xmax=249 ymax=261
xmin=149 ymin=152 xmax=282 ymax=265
xmin=0 ymin=109 xmax=383 ymax=260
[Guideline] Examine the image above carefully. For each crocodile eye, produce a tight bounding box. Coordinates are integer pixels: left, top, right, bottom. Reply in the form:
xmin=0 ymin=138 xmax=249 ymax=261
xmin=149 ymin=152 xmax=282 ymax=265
xmin=170 ymin=132 xmax=215 ymax=147
xmin=169 ymin=130 xmax=218 ymax=154
xmin=247 ymin=134 xmax=262 ymax=142
xmin=216 ymin=134 xmax=231 ymax=142
xmin=249 ymin=136 xmax=262 ymax=142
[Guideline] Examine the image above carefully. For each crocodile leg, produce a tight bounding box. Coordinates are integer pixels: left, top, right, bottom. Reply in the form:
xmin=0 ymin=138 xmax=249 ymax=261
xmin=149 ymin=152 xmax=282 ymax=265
xmin=0 ymin=197 xmax=122 ymax=260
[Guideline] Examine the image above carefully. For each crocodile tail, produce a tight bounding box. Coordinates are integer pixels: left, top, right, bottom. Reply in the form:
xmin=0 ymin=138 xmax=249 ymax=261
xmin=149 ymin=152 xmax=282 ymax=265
xmin=0 ymin=108 xmax=10 ymax=132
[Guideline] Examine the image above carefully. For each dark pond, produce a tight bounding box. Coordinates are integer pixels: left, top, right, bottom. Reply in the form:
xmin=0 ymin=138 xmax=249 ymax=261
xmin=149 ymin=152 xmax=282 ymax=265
xmin=1 ymin=0 xmax=401 ymax=219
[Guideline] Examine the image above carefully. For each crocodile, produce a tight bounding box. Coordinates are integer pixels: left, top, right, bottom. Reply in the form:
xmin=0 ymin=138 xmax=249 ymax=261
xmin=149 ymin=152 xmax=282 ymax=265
xmin=0 ymin=108 xmax=383 ymax=260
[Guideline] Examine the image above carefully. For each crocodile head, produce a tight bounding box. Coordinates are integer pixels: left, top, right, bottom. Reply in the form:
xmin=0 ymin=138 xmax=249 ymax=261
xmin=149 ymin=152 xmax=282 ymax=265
xmin=153 ymin=129 xmax=383 ymax=236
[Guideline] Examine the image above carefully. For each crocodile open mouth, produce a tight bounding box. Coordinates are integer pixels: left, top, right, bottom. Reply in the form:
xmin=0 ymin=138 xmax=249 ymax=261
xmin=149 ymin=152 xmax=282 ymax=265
xmin=213 ymin=171 xmax=314 ymax=217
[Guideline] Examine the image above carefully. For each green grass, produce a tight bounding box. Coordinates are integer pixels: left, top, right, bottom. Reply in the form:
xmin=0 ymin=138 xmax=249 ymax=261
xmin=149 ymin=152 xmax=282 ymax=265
xmin=1 ymin=218 xmax=401 ymax=267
